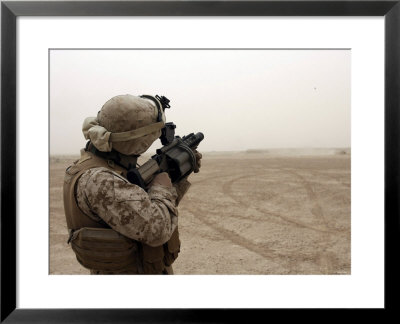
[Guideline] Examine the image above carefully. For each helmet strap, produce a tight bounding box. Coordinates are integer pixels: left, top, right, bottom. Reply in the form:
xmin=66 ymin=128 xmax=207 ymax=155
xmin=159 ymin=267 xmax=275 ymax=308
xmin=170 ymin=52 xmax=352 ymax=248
xmin=87 ymin=141 xmax=138 ymax=171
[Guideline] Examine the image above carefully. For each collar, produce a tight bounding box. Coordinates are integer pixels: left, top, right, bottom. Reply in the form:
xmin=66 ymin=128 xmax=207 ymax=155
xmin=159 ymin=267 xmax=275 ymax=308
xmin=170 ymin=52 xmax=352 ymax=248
xmin=86 ymin=142 xmax=138 ymax=170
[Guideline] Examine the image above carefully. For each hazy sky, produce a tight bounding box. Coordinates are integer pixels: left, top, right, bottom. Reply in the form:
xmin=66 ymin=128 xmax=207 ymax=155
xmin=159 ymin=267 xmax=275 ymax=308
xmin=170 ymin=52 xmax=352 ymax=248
xmin=50 ymin=49 xmax=350 ymax=155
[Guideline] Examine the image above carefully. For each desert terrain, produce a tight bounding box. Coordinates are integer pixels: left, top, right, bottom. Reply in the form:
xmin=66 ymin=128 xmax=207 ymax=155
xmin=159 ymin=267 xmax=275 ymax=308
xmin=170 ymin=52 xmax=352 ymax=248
xmin=50 ymin=149 xmax=351 ymax=275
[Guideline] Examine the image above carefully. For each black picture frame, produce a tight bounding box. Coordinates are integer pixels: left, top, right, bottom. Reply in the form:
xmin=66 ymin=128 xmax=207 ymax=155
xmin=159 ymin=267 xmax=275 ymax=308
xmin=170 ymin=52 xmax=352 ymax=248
xmin=1 ymin=0 xmax=399 ymax=322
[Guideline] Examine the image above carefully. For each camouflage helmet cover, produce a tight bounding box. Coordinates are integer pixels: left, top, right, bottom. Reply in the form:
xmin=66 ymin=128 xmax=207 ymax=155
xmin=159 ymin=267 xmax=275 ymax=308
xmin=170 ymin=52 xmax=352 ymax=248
xmin=83 ymin=94 xmax=165 ymax=155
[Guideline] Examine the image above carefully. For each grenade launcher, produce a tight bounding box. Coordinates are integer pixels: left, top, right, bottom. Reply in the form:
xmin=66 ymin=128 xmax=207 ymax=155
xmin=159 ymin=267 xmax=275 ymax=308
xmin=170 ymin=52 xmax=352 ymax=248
xmin=127 ymin=96 xmax=204 ymax=189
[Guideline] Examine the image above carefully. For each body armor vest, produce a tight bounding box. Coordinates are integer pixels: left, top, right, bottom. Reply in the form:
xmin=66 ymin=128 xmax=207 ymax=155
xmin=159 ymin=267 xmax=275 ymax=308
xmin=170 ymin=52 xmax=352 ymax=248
xmin=63 ymin=149 xmax=180 ymax=274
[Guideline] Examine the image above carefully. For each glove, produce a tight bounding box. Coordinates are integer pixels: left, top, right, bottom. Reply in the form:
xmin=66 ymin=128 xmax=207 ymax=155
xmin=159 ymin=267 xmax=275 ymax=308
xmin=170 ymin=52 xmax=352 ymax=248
xmin=193 ymin=150 xmax=202 ymax=173
xmin=150 ymin=172 xmax=172 ymax=188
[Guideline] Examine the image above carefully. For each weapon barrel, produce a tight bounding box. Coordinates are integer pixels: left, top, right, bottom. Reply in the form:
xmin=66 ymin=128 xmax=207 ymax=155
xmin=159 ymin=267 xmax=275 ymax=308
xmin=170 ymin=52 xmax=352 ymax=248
xmin=128 ymin=131 xmax=204 ymax=188
xmin=182 ymin=132 xmax=204 ymax=149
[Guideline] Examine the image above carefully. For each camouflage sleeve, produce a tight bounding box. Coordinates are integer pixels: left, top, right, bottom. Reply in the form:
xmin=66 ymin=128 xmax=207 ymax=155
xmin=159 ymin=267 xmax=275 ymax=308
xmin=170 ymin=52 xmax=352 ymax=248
xmin=76 ymin=167 xmax=178 ymax=247
xmin=173 ymin=177 xmax=191 ymax=206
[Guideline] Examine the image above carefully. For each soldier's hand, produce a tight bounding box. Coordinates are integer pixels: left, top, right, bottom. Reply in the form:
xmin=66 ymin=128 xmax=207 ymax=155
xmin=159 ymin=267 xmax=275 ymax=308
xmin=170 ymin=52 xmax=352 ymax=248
xmin=150 ymin=172 xmax=172 ymax=188
xmin=193 ymin=150 xmax=202 ymax=173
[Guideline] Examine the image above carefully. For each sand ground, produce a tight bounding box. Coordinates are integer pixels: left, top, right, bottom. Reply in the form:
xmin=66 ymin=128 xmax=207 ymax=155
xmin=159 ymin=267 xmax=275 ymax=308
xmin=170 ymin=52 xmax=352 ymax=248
xmin=50 ymin=150 xmax=351 ymax=275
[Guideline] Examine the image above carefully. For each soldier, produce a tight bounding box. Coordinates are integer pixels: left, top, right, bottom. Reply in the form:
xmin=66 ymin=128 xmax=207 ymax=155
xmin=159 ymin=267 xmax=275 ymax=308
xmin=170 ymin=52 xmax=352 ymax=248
xmin=63 ymin=94 xmax=202 ymax=274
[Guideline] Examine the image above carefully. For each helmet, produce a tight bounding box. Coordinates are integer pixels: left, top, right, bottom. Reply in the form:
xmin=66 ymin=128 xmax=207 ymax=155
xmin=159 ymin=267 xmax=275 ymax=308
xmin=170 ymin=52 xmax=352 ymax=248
xmin=82 ymin=94 xmax=166 ymax=155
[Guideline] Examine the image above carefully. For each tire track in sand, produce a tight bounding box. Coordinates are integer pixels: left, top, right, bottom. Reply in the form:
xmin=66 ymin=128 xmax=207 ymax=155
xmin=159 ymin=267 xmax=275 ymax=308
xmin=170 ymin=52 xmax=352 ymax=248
xmin=283 ymin=169 xmax=328 ymax=226
xmin=185 ymin=206 xmax=339 ymax=273
xmin=221 ymin=173 xmax=339 ymax=234
xmin=186 ymin=170 xmax=347 ymax=272
xmin=192 ymin=172 xmax=284 ymax=223
xmin=281 ymin=169 xmax=346 ymax=273
xmin=283 ymin=168 xmax=349 ymax=234
xmin=184 ymin=164 xmax=348 ymax=273
xmin=185 ymin=206 xmax=280 ymax=264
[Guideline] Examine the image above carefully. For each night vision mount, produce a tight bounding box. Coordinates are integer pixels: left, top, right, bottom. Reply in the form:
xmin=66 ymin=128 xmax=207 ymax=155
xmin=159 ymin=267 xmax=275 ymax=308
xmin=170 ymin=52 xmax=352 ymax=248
xmin=155 ymin=95 xmax=171 ymax=110
xmin=155 ymin=94 xmax=176 ymax=146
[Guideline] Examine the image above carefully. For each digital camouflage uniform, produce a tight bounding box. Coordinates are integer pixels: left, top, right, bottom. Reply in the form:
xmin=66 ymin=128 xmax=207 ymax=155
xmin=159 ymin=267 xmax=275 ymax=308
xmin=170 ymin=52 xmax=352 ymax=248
xmin=76 ymin=166 xmax=179 ymax=248
xmin=65 ymin=149 xmax=190 ymax=275
xmin=63 ymin=94 xmax=193 ymax=275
